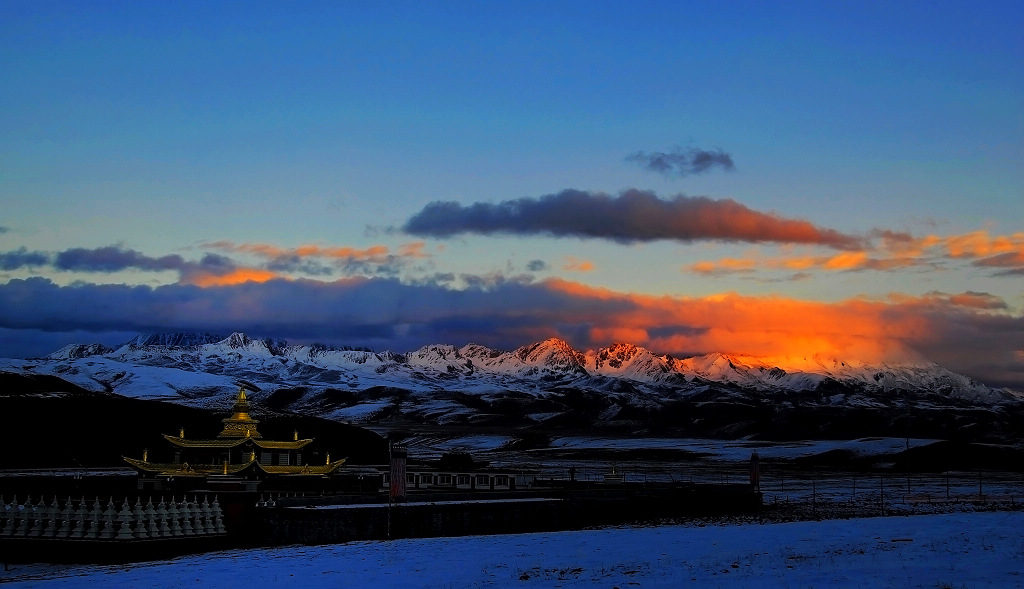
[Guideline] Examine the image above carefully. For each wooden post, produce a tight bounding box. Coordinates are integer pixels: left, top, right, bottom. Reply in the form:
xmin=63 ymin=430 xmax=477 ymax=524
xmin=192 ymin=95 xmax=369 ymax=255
xmin=879 ymin=476 xmax=885 ymax=516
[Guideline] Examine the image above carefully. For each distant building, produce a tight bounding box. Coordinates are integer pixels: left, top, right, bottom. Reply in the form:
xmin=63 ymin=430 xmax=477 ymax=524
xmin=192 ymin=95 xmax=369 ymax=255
xmin=124 ymin=387 xmax=347 ymax=492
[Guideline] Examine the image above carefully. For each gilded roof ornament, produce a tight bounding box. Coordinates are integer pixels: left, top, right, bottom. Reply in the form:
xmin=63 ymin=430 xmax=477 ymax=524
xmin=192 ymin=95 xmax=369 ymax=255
xmin=218 ymin=386 xmax=262 ymax=439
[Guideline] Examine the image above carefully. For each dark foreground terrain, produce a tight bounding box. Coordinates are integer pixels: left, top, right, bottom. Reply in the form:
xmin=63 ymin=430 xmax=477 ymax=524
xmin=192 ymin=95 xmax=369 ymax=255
xmin=0 ymin=372 xmax=388 ymax=469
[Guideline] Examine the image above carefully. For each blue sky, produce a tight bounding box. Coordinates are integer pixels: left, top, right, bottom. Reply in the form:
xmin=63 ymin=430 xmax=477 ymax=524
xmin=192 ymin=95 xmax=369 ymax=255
xmin=1 ymin=1 xmax=1022 ymax=387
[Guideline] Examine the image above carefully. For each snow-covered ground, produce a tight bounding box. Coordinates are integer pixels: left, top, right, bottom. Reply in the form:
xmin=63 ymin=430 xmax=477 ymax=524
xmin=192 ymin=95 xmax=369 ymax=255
xmin=394 ymin=434 xmax=941 ymax=462
xmin=545 ymin=436 xmax=937 ymax=460
xmin=4 ymin=511 xmax=1022 ymax=588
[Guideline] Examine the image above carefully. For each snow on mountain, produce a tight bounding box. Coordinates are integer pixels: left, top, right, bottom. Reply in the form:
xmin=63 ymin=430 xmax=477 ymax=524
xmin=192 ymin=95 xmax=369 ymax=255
xmin=46 ymin=343 xmax=113 ymax=361
xmin=512 ymin=338 xmax=588 ymax=375
xmin=119 ymin=332 xmax=225 ymax=349
xmin=3 ymin=332 xmax=1020 ymax=436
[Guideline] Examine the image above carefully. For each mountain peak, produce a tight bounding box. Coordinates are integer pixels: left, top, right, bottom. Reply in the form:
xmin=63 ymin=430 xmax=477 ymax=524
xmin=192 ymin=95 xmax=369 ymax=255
xmin=125 ymin=332 xmax=224 ymax=349
xmin=223 ymin=332 xmax=254 ymax=348
xmin=513 ymin=338 xmax=587 ymax=371
xmin=46 ymin=343 xmax=112 ymax=360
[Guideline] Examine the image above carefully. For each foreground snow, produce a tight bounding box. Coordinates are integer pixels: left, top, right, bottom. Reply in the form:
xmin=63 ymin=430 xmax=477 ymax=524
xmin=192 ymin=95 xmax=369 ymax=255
xmin=5 ymin=511 xmax=1022 ymax=587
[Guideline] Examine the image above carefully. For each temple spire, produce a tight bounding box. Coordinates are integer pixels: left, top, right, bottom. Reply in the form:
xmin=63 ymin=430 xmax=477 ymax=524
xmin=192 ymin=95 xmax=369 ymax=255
xmin=217 ymin=387 xmax=262 ymax=438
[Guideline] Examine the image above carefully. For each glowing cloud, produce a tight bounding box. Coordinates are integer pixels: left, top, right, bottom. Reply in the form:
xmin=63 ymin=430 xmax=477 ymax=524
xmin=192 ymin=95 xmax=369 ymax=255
xmin=3 ymin=277 xmax=1019 ymax=387
xmin=686 ymin=258 xmax=757 ymax=276
xmin=682 ymin=230 xmax=1024 ymax=278
xmin=184 ymin=268 xmax=281 ymax=287
xmin=202 ymin=241 xmax=394 ymax=261
xmin=201 ymin=240 xmax=430 ymax=277
xmin=562 ymin=257 xmax=596 ymax=272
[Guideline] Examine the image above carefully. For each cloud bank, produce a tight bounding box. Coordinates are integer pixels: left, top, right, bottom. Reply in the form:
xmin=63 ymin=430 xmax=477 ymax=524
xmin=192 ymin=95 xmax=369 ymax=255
xmin=0 ymin=241 xmax=433 ymax=286
xmin=0 ymin=276 xmax=1020 ymax=389
xmin=404 ymin=189 xmax=862 ymax=249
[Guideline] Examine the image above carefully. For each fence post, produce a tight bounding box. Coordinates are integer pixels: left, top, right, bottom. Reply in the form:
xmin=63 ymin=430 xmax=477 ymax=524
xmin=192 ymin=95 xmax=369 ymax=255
xmin=879 ymin=476 xmax=885 ymax=516
xmin=812 ymin=478 xmax=817 ymax=518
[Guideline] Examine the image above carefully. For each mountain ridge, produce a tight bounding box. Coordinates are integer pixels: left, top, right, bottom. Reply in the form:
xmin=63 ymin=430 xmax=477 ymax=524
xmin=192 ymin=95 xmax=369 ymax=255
xmin=20 ymin=331 xmax=1017 ymax=399
xmin=3 ymin=331 xmax=1021 ymax=441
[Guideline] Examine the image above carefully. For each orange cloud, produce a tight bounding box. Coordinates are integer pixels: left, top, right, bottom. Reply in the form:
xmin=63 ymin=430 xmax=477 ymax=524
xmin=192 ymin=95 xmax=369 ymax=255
xmin=686 ymin=257 xmax=756 ymax=276
xmin=562 ymin=257 xmax=596 ymax=272
xmin=683 ymin=229 xmax=1024 ymax=278
xmin=943 ymin=231 xmax=1024 ymax=259
xmin=204 ymin=240 xmax=395 ymax=261
xmin=398 ymin=242 xmax=429 ymax=258
xmin=187 ymin=268 xmax=280 ymax=287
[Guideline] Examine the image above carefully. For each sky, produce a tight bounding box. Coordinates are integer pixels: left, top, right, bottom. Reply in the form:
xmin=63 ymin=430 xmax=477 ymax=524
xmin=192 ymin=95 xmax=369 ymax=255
xmin=1 ymin=1 xmax=1022 ymax=388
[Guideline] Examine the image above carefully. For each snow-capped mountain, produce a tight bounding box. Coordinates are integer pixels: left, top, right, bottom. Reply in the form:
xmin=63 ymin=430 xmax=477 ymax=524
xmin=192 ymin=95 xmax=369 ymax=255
xmin=2 ymin=332 xmax=1020 ymax=440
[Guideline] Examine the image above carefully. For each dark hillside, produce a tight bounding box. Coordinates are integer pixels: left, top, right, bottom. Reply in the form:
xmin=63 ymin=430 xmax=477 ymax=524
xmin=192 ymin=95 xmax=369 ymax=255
xmin=0 ymin=373 xmax=388 ymax=469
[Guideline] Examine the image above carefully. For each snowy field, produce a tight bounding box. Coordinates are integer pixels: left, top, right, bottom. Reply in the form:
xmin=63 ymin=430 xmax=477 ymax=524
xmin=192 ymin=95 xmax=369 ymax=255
xmin=4 ymin=511 xmax=1022 ymax=588
xmin=396 ymin=434 xmax=941 ymax=462
xmin=546 ymin=436 xmax=940 ymax=461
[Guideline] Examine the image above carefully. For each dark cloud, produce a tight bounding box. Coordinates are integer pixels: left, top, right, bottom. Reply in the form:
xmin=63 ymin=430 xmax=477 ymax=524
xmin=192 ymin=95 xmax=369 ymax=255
xmin=743 ymin=272 xmax=813 ymax=284
xmin=972 ymin=252 xmax=1024 ymax=268
xmin=993 ymin=268 xmax=1024 ymax=277
xmin=406 ymin=273 xmax=457 ymax=287
xmin=404 ymin=189 xmax=862 ymax=249
xmin=54 ymin=246 xmax=185 ymax=273
xmin=0 ymin=247 xmax=51 ymax=270
xmin=0 ymin=327 xmax=138 ymax=359
xmin=0 ymin=276 xmax=625 ymax=352
xmin=333 ymin=256 xmax=415 ymax=278
xmin=971 ymin=252 xmax=1024 ymax=277
xmin=0 ymin=226 xmax=10 ymax=234
xmin=526 ymin=259 xmax=548 ymax=272
xmin=2 ymin=242 xmax=419 ymax=284
xmin=49 ymin=245 xmax=248 ymax=284
xmin=458 ymin=272 xmax=535 ymax=290
xmin=626 ymin=147 xmax=735 ymax=177
xmin=265 ymin=256 xmax=335 ymax=276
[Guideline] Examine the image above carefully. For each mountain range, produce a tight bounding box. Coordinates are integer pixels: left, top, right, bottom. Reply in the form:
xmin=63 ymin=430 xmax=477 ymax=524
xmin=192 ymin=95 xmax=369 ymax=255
xmin=2 ymin=332 xmax=1021 ymax=441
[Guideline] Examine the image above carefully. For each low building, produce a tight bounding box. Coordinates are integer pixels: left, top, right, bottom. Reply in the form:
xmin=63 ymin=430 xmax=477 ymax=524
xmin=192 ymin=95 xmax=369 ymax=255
xmin=380 ymin=467 xmax=536 ymax=492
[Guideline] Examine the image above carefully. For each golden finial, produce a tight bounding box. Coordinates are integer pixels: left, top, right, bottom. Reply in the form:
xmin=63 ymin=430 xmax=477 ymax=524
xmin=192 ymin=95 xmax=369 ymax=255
xmin=218 ymin=386 xmax=262 ymax=438
xmin=325 ymin=452 xmax=330 ymax=465
xmin=179 ymin=427 xmax=185 ymax=439
xmin=293 ymin=429 xmax=298 ymax=441
xmin=142 ymin=448 xmax=148 ymax=461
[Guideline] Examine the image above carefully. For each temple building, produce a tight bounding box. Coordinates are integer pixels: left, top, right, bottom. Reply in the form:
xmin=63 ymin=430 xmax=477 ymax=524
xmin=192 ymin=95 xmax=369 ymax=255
xmin=124 ymin=387 xmax=347 ymax=492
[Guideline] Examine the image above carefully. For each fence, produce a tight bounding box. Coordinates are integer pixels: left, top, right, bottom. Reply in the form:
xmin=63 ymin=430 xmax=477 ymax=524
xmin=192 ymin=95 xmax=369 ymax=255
xmin=515 ymin=459 xmax=1024 ymax=509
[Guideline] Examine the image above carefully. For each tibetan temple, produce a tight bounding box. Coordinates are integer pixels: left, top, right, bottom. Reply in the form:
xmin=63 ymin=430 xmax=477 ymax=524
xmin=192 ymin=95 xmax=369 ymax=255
xmin=124 ymin=387 xmax=347 ymax=492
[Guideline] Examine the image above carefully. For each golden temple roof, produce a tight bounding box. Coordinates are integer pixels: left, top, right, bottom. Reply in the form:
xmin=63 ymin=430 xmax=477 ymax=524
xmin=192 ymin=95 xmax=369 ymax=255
xmin=250 ymin=439 xmax=313 ymax=450
xmin=163 ymin=435 xmax=313 ymax=450
xmin=123 ymin=456 xmax=347 ymax=477
xmin=123 ymin=386 xmax=348 ymax=479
